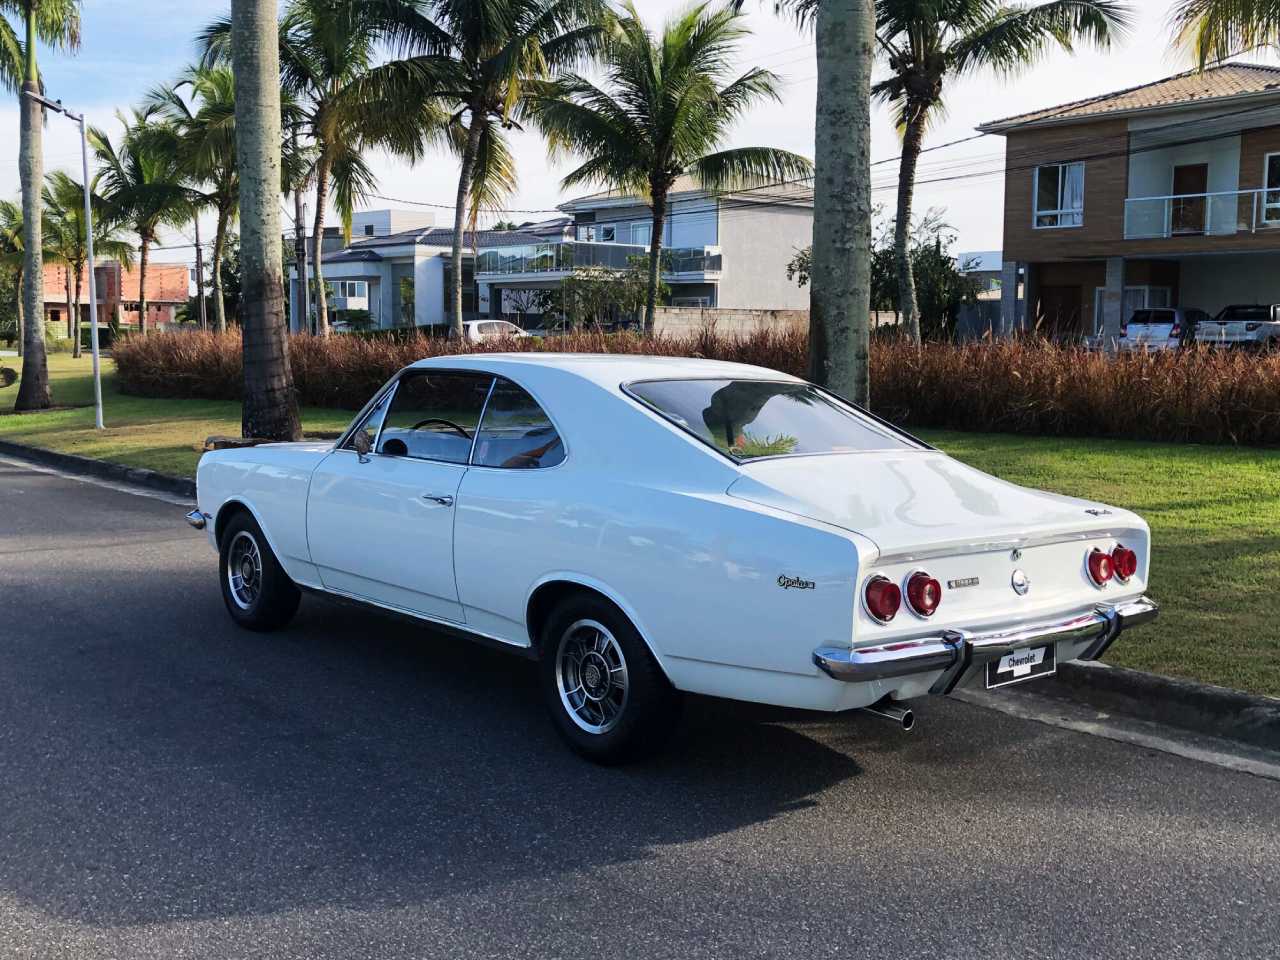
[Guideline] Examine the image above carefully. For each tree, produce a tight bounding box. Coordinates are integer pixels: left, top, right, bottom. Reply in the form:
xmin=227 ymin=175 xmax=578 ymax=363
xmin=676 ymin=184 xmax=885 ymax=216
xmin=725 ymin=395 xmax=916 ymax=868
xmin=873 ymin=0 xmax=1128 ymax=342
xmin=0 ymin=198 xmax=26 ymax=357
xmin=231 ymin=0 xmax=302 ymax=440
xmin=531 ymin=1 xmax=812 ymax=333
xmin=201 ymin=0 xmax=443 ymax=338
xmin=89 ymin=109 xmax=191 ymax=335
xmin=41 ymin=171 xmax=133 ymax=357
xmin=2 ymin=0 xmax=81 ymax=409
xmin=361 ymin=0 xmax=609 ymax=339
xmin=1172 ymin=0 xmax=1280 ymax=64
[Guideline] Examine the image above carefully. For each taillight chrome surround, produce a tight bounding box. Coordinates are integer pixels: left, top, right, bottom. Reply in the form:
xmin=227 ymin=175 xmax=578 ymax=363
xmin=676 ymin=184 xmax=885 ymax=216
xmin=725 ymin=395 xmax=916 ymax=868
xmin=904 ymin=570 xmax=942 ymax=618
xmin=862 ymin=575 xmax=902 ymax=624
xmin=1086 ymin=548 xmax=1114 ymax=588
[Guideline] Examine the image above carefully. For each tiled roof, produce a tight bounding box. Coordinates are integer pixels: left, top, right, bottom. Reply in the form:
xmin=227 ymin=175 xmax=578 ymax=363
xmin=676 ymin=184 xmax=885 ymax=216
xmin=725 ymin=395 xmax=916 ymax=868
xmin=345 ymin=226 xmax=547 ymax=250
xmin=559 ymin=176 xmax=812 ymax=210
xmin=980 ymin=63 xmax=1280 ymax=132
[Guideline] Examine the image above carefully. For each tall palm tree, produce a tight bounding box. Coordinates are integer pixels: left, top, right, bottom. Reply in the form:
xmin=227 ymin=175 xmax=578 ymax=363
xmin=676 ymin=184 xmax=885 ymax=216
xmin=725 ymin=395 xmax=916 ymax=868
xmin=0 ymin=198 xmax=27 ymax=358
xmin=361 ymin=0 xmax=610 ymax=337
xmin=2 ymin=0 xmax=81 ymax=409
xmin=200 ymin=0 xmax=439 ymax=337
xmin=89 ymin=110 xmax=191 ymax=335
xmin=530 ymin=1 xmax=812 ymax=332
xmin=41 ymin=171 xmax=134 ymax=357
xmin=874 ymin=0 xmax=1129 ymax=341
xmin=147 ymin=66 xmax=241 ymax=334
xmin=1171 ymin=0 xmax=1280 ymax=64
xmin=230 ymin=0 xmax=302 ymax=441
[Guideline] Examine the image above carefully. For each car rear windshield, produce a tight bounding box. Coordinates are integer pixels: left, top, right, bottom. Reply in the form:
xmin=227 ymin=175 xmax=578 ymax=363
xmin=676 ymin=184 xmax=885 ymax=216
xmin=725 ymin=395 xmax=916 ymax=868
xmin=1217 ymin=306 xmax=1272 ymax=322
xmin=626 ymin=378 xmax=919 ymax=461
xmin=1128 ymin=310 xmax=1173 ymax=325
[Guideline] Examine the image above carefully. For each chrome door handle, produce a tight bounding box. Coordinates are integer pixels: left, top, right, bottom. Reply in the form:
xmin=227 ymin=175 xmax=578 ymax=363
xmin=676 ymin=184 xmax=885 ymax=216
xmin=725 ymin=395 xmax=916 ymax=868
xmin=422 ymin=493 xmax=454 ymax=506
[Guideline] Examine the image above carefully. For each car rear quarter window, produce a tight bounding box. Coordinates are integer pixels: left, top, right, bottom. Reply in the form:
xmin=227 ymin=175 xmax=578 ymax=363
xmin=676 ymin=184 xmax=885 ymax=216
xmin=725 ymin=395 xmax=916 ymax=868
xmin=627 ymin=378 xmax=917 ymax=461
xmin=471 ymin=380 xmax=565 ymax=469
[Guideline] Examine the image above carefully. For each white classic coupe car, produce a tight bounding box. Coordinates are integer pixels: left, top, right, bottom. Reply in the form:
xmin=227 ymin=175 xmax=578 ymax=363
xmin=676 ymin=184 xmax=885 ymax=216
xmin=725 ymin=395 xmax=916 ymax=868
xmin=189 ymin=354 xmax=1157 ymax=762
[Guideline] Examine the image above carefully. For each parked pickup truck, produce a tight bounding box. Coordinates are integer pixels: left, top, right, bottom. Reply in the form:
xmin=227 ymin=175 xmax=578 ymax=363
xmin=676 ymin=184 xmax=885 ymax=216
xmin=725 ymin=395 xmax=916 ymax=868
xmin=1195 ymin=304 xmax=1280 ymax=350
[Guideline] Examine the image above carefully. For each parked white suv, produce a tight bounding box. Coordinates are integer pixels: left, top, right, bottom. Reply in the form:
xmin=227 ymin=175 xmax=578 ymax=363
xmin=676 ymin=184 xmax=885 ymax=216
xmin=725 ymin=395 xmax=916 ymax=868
xmin=450 ymin=320 xmax=530 ymax=343
xmin=1195 ymin=304 xmax=1280 ymax=351
xmin=1119 ymin=307 xmax=1206 ymax=352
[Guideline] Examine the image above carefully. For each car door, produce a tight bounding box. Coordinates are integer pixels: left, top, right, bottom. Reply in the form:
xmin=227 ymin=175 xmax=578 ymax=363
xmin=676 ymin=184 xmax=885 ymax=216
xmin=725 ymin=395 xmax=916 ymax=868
xmin=307 ymin=370 xmax=495 ymax=622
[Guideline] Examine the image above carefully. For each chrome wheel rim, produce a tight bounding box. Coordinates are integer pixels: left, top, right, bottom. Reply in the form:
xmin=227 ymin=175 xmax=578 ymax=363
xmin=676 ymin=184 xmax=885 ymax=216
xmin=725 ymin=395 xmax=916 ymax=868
xmin=556 ymin=619 xmax=629 ymax=735
xmin=226 ymin=531 xmax=263 ymax=611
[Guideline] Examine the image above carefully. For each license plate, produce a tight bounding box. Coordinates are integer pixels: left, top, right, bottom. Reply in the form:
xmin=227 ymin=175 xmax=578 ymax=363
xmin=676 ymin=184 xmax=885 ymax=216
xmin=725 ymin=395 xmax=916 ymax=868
xmin=986 ymin=644 xmax=1056 ymax=689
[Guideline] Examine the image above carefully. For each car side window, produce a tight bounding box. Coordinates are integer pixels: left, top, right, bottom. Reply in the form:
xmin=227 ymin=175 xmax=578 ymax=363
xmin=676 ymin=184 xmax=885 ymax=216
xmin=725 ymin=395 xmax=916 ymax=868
xmin=342 ymin=390 xmax=393 ymax=454
xmin=471 ymin=379 xmax=565 ymax=469
xmin=377 ymin=372 xmax=494 ymax=464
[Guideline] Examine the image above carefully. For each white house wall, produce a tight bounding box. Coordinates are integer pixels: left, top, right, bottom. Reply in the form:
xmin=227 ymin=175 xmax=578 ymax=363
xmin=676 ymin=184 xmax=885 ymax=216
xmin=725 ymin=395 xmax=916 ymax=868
xmin=716 ymin=204 xmax=812 ymax=309
xmin=415 ymin=254 xmax=445 ymax=326
xmin=1179 ymin=253 xmax=1280 ymax=313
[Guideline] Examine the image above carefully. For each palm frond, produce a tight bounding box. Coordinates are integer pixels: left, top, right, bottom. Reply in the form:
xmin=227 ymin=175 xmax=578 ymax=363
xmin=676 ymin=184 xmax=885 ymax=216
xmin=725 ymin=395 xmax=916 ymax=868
xmin=1170 ymin=0 xmax=1280 ymax=66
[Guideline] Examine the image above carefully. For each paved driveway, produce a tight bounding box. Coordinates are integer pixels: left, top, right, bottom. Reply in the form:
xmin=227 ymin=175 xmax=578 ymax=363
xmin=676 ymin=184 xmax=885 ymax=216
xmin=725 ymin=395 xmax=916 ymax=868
xmin=0 ymin=457 xmax=1277 ymax=959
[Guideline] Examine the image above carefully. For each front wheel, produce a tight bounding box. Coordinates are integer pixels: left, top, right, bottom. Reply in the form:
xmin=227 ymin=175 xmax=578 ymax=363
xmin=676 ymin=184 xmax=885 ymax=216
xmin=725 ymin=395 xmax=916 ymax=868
xmin=539 ymin=594 xmax=681 ymax=764
xmin=218 ymin=511 xmax=300 ymax=631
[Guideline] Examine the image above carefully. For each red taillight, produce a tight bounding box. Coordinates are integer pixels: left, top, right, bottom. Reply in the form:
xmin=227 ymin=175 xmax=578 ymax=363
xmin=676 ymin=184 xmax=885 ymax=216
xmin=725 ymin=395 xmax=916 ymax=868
xmin=1120 ymin=324 xmax=1128 ymax=337
xmin=1170 ymin=323 xmax=1181 ymax=338
xmin=1086 ymin=549 xmax=1113 ymax=586
xmin=864 ymin=576 xmax=902 ymax=623
xmin=905 ymin=571 xmax=942 ymax=617
xmin=1111 ymin=545 xmax=1138 ymax=581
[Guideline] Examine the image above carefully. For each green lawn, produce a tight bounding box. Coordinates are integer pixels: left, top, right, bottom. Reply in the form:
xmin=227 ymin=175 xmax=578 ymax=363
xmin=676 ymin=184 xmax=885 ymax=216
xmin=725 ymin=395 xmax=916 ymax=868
xmin=3 ymin=353 xmax=1278 ymax=697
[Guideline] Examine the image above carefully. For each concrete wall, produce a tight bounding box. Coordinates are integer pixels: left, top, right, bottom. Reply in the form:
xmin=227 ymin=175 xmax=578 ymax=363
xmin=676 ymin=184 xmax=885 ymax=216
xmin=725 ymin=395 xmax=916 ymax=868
xmin=414 ymin=256 xmax=445 ymax=326
xmin=715 ymin=204 xmax=812 ymax=309
xmin=652 ymin=306 xmax=807 ymax=336
xmin=1179 ymin=253 xmax=1280 ymax=314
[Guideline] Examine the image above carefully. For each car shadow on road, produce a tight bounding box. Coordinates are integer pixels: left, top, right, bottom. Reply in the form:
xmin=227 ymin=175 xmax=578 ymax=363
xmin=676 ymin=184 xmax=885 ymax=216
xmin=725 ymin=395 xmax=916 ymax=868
xmin=0 ymin=588 xmax=877 ymax=927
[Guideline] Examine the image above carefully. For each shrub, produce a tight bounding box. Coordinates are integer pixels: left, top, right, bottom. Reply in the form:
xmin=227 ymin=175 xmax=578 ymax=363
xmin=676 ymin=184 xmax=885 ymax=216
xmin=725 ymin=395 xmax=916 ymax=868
xmin=111 ymin=330 xmax=1280 ymax=447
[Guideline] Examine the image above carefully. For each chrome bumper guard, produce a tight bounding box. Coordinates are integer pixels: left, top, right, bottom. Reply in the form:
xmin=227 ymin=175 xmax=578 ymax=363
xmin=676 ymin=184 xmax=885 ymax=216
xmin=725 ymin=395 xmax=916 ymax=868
xmin=813 ymin=596 xmax=1158 ymax=695
xmin=185 ymin=509 xmax=208 ymax=530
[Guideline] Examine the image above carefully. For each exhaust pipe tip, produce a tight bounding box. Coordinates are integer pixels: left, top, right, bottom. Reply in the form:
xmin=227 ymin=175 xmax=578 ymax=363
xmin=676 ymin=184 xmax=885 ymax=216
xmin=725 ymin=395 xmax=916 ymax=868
xmin=899 ymin=708 xmax=914 ymax=732
xmin=859 ymin=699 xmax=915 ymax=732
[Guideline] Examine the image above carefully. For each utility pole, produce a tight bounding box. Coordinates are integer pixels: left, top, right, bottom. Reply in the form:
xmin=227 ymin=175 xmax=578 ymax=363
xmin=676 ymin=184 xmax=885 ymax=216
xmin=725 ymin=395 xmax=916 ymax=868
xmin=292 ymin=128 xmax=310 ymax=334
xmin=194 ymin=216 xmax=208 ymax=330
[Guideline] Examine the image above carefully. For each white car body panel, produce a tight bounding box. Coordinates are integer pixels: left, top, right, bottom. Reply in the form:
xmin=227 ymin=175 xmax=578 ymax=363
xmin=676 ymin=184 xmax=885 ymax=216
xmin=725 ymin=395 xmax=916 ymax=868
xmin=194 ymin=354 xmax=1154 ymax=713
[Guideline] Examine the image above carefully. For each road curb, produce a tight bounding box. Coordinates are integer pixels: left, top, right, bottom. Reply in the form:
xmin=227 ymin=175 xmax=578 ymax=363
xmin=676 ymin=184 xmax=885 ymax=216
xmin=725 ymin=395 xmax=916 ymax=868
xmin=0 ymin=438 xmax=196 ymax=499
xmin=1021 ymin=660 xmax=1280 ymax=752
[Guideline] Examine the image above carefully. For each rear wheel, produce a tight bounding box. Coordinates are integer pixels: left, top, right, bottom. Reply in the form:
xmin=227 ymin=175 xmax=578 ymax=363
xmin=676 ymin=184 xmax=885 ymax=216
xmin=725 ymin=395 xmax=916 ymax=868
xmin=218 ymin=511 xmax=300 ymax=631
xmin=539 ymin=594 xmax=681 ymax=764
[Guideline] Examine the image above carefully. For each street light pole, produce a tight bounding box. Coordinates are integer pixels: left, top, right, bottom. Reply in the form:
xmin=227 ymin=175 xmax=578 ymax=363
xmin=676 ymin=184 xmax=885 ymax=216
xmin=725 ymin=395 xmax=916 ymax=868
xmin=26 ymin=90 xmax=104 ymax=429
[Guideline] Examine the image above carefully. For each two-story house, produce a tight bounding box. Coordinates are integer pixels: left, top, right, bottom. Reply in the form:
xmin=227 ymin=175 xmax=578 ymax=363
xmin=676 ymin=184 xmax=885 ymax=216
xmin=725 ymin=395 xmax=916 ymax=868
xmin=475 ymin=178 xmax=812 ymax=317
xmin=981 ymin=63 xmax=1280 ymax=339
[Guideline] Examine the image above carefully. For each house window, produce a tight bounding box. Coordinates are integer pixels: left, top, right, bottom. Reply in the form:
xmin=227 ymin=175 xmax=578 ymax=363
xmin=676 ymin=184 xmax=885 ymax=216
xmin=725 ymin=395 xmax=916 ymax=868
xmin=599 ymin=224 xmax=616 ymax=243
xmin=631 ymin=222 xmax=651 ymax=246
xmin=364 ymin=224 xmax=375 ymax=236
xmin=1034 ymin=162 xmax=1085 ymax=228
xmin=51 ymin=309 xmax=61 ymax=322
xmin=1263 ymin=152 xmax=1280 ymax=223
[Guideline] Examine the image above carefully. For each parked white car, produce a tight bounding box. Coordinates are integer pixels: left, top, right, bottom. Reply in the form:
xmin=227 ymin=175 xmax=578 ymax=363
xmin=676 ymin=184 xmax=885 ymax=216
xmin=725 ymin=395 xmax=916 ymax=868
xmin=1119 ymin=307 xmax=1206 ymax=352
xmin=451 ymin=319 xmax=529 ymax=343
xmin=1194 ymin=304 xmax=1280 ymax=350
xmin=188 ymin=355 xmax=1158 ymax=762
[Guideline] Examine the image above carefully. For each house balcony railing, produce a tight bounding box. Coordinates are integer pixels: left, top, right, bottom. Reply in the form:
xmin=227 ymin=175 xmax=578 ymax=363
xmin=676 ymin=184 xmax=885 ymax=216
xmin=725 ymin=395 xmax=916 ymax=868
xmin=475 ymin=240 xmax=722 ymax=278
xmin=1124 ymin=187 xmax=1280 ymax=239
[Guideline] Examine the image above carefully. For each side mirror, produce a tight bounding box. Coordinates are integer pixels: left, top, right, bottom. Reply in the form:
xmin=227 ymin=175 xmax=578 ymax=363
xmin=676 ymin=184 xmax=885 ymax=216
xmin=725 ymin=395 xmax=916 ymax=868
xmin=351 ymin=429 xmax=373 ymax=462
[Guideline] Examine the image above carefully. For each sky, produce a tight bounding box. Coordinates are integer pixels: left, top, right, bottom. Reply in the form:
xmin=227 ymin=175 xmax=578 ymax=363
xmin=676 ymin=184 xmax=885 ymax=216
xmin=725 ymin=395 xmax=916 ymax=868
xmin=2 ymin=0 xmax=1275 ymax=270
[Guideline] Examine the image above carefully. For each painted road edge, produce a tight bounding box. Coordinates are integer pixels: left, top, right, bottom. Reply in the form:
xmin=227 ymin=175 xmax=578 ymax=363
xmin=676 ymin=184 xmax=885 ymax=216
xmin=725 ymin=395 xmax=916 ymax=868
xmin=0 ymin=437 xmax=196 ymax=499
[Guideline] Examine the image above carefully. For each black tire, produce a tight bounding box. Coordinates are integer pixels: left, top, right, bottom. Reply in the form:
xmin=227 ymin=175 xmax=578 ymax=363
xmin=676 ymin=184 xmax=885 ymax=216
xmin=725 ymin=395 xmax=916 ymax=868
xmin=539 ymin=593 xmax=681 ymax=764
xmin=218 ymin=511 xmax=300 ymax=631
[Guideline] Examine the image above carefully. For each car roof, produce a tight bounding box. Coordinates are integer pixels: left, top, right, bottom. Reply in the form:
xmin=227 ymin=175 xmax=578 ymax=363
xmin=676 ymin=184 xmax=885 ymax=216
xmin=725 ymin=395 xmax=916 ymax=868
xmin=407 ymin=352 xmax=805 ymax=390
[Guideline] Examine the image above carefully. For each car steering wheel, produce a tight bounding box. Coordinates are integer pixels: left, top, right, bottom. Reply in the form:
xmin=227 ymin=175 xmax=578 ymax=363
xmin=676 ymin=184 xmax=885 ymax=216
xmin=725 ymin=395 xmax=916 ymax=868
xmin=409 ymin=418 xmax=471 ymax=440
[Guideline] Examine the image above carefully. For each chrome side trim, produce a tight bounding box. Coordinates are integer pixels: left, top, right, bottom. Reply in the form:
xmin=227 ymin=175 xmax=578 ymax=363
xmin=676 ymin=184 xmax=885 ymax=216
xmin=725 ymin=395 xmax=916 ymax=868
xmin=872 ymin=527 xmax=1130 ymax=567
xmin=813 ymin=596 xmax=1159 ymax=691
xmin=185 ymin=509 xmax=209 ymax=530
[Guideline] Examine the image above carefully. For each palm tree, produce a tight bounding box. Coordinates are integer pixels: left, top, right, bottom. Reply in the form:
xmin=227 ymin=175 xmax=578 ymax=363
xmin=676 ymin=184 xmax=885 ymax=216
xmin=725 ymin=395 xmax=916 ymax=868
xmin=530 ymin=1 xmax=812 ymax=332
xmin=89 ymin=110 xmax=191 ymax=335
xmin=362 ymin=0 xmax=610 ymax=337
xmin=200 ymin=0 xmax=439 ymax=337
xmin=41 ymin=171 xmax=134 ymax=357
xmin=147 ymin=66 xmax=241 ymax=334
xmin=0 ymin=199 xmax=26 ymax=358
xmin=2 ymin=0 xmax=81 ymax=409
xmin=874 ymin=0 xmax=1129 ymax=342
xmin=1171 ymin=0 xmax=1280 ymax=64
xmin=230 ymin=0 xmax=302 ymax=441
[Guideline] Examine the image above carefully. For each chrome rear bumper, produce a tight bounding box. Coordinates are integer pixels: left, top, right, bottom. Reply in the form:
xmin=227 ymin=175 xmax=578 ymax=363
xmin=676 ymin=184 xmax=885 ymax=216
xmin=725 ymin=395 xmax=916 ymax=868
xmin=185 ymin=509 xmax=209 ymax=530
xmin=813 ymin=596 xmax=1158 ymax=695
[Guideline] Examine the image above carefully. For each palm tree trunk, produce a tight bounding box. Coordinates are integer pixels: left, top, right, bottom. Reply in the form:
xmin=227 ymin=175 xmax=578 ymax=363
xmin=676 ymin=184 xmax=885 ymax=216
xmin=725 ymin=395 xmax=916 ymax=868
xmin=450 ymin=116 xmax=484 ymax=338
xmin=15 ymin=44 xmax=51 ymax=410
xmin=213 ymin=208 xmax=229 ymax=333
xmin=231 ymin=0 xmax=302 ymax=441
xmin=643 ymin=185 xmax=668 ymax=335
xmin=63 ymin=270 xmax=74 ymax=352
xmin=72 ymin=266 xmax=83 ymax=358
xmin=808 ymin=0 xmax=874 ymax=406
xmin=15 ymin=265 xmax=23 ymax=359
xmin=311 ymin=154 xmax=331 ymax=337
xmin=137 ymin=236 xmax=150 ymax=335
xmin=894 ymin=107 xmax=925 ymax=343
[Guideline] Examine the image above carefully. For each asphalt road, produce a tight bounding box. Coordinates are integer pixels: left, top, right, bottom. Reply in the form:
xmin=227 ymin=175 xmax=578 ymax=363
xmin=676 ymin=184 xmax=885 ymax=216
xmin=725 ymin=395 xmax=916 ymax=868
xmin=1 ymin=457 xmax=1277 ymax=960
